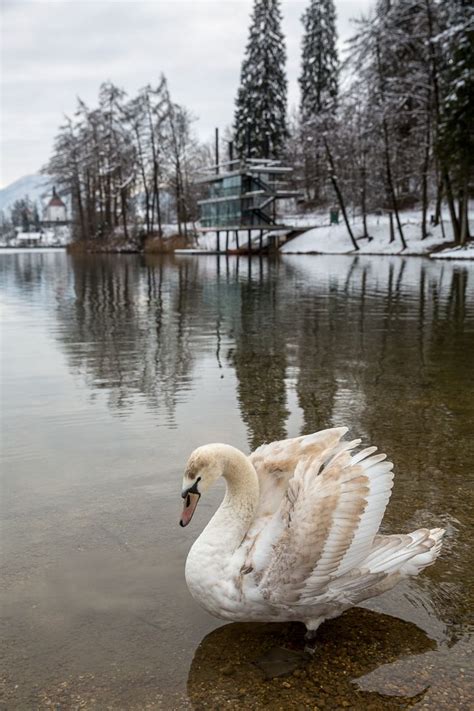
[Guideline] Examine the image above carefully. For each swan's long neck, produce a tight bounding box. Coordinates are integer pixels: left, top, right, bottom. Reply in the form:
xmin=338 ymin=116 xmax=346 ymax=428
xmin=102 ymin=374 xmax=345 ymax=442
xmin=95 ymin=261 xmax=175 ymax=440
xmin=198 ymin=444 xmax=259 ymax=554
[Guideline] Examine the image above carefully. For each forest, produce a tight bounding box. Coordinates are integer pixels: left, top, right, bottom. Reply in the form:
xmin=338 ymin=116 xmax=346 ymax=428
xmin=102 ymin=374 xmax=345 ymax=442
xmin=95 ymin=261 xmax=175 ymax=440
xmin=43 ymin=0 xmax=472 ymax=247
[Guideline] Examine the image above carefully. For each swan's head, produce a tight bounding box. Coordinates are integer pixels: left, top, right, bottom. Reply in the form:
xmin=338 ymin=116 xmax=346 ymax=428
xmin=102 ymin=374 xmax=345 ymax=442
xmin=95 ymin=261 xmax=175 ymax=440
xmin=179 ymin=445 xmax=223 ymax=527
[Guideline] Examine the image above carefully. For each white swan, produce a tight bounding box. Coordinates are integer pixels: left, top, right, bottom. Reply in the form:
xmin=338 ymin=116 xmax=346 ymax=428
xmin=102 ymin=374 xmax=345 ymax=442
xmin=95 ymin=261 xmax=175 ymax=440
xmin=180 ymin=428 xmax=444 ymax=641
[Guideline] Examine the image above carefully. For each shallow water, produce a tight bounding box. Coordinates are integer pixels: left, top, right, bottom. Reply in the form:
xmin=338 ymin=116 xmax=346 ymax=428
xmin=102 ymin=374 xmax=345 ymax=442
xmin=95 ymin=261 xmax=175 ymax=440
xmin=1 ymin=250 xmax=473 ymax=709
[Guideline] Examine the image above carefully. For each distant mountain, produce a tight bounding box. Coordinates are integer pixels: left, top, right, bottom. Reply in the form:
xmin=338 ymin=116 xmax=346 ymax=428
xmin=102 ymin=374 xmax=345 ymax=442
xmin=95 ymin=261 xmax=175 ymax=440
xmin=0 ymin=174 xmax=55 ymax=214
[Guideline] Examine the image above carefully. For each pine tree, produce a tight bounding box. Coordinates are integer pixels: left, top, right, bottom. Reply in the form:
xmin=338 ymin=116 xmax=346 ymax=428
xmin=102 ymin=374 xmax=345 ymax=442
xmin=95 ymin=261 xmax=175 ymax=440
xmin=299 ymin=0 xmax=338 ymax=121
xmin=33 ymin=204 xmax=41 ymax=231
xmin=21 ymin=204 xmax=30 ymax=233
xmin=234 ymin=0 xmax=287 ymax=159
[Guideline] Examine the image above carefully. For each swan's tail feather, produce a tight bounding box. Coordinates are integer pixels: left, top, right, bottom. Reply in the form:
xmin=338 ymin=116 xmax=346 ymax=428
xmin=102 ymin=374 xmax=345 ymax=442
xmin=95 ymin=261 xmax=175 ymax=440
xmin=363 ymin=527 xmax=445 ymax=577
xmin=399 ymin=527 xmax=445 ymax=576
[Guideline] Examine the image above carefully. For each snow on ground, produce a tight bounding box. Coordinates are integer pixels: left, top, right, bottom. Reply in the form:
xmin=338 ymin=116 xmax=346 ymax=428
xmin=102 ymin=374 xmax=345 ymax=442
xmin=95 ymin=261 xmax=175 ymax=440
xmin=282 ymin=222 xmax=439 ymax=255
xmin=431 ymin=242 xmax=474 ymax=260
xmin=16 ymin=231 xmax=43 ymax=242
xmin=0 ymin=226 xmax=71 ymax=248
xmin=195 ymin=209 xmax=473 ymax=259
xmin=282 ymin=212 xmax=329 ymax=229
xmin=280 ymin=211 xmax=464 ymax=256
xmin=197 ymin=229 xmax=274 ymax=251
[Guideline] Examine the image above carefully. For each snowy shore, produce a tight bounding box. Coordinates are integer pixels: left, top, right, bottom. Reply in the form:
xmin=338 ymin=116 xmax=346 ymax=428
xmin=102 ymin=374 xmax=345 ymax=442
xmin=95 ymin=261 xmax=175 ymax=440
xmin=280 ymin=211 xmax=473 ymax=260
xmin=430 ymin=243 xmax=474 ymax=260
xmin=2 ymin=211 xmax=472 ymax=259
xmin=194 ymin=210 xmax=473 ymax=260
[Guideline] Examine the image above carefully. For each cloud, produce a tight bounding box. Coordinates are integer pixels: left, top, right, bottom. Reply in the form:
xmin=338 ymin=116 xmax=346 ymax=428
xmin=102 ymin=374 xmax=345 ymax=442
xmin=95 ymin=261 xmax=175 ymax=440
xmin=0 ymin=0 xmax=372 ymax=187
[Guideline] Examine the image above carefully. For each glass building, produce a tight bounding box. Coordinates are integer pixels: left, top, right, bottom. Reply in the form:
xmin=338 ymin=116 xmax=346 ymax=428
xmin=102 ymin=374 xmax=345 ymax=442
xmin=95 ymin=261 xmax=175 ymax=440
xmin=198 ymin=160 xmax=297 ymax=230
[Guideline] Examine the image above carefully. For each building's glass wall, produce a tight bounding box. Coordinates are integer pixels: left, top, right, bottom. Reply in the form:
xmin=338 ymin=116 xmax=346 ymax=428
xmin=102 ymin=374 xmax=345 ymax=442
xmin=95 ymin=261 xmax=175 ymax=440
xmin=199 ymin=172 xmax=277 ymax=227
xmin=208 ymin=175 xmax=242 ymax=199
xmin=201 ymin=198 xmax=242 ymax=227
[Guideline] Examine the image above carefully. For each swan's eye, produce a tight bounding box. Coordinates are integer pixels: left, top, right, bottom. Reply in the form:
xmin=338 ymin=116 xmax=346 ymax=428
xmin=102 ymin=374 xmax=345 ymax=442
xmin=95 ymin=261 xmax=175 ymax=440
xmin=181 ymin=476 xmax=202 ymax=500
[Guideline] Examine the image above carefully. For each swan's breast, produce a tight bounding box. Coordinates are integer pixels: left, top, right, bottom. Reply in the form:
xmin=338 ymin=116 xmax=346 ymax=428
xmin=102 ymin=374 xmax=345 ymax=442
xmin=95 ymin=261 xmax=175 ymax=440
xmin=185 ymin=540 xmax=241 ymax=618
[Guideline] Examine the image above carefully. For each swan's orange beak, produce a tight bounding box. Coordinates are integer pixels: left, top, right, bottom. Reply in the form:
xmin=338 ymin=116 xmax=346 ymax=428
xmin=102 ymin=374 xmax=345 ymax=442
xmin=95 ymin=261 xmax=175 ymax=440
xmin=180 ymin=491 xmax=200 ymax=527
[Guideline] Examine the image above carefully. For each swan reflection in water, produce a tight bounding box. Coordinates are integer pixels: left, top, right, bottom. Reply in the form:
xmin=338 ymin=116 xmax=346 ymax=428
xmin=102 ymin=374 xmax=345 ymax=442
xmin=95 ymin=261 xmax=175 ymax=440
xmin=187 ymin=607 xmax=472 ymax=710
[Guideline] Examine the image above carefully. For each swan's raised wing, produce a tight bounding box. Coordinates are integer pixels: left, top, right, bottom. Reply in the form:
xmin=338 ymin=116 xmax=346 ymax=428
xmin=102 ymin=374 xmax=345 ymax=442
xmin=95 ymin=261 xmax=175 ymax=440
xmin=244 ymin=431 xmax=394 ymax=606
xmin=248 ymin=427 xmax=351 ymax=520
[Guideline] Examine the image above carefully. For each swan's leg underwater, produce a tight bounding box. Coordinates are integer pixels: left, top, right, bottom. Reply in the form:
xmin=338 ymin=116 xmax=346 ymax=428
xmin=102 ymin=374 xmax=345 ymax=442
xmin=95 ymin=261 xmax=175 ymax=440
xmin=303 ymin=616 xmax=327 ymax=655
xmin=304 ymin=629 xmax=320 ymax=656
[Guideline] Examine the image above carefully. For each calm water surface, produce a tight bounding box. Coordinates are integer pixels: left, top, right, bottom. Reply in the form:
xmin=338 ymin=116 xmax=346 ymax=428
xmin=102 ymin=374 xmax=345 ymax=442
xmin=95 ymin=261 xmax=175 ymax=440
xmin=1 ymin=250 xmax=473 ymax=709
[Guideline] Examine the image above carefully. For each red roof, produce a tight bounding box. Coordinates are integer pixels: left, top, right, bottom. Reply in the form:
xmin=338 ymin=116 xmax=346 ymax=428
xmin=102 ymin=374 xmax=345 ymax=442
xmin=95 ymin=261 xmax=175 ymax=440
xmin=48 ymin=195 xmax=66 ymax=207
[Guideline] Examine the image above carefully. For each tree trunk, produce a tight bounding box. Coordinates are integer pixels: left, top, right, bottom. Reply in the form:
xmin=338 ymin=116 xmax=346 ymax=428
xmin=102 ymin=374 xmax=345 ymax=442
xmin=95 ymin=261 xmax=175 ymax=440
xmin=439 ymin=212 xmax=446 ymax=240
xmin=145 ymin=92 xmax=162 ymax=236
xmin=375 ymin=41 xmax=406 ymax=250
xmin=154 ymin=164 xmax=162 ymax=237
xmin=459 ymin=177 xmax=469 ymax=245
xmin=323 ymin=138 xmax=359 ymax=251
xmin=134 ymin=125 xmax=151 ymax=233
xmin=119 ymin=167 xmax=129 ymax=241
xmin=360 ymin=158 xmax=370 ymax=239
xmin=443 ymin=170 xmax=460 ymax=243
xmin=434 ymin=174 xmax=443 ymax=225
xmin=175 ymin=182 xmax=183 ymax=236
xmin=421 ymin=106 xmax=431 ymax=240
xmin=105 ymin=175 xmax=112 ymax=233
xmin=121 ymin=192 xmax=129 ymax=240
xmin=382 ymin=118 xmax=407 ymax=249
xmin=75 ymin=182 xmax=86 ymax=239
xmin=389 ymin=211 xmax=395 ymax=243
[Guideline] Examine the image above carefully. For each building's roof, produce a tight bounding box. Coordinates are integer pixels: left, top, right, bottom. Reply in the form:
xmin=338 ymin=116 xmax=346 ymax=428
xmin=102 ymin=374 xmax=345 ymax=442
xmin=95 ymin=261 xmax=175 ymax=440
xmin=46 ymin=187 xmax=66 ymax=208
xmin=196 ymin=158 xmax=293 ymax=184
xmin=47 ymin=195 xmax=66 ymax=208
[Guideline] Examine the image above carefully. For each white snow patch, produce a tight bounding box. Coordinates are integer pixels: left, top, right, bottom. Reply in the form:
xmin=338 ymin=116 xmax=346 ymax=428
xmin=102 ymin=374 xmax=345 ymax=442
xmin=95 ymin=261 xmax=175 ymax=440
xmin=281 ymin=210 xmax=473 ymax=258
xmin=16 ymin=231 xmax=43 ymax=241
xmin=431 ymin=242 xmax=474 ymax=260
xmin=0 ymin=226 xmax=72 ymax=248
xmin=196 ymin=229 xmax=273 ymax=251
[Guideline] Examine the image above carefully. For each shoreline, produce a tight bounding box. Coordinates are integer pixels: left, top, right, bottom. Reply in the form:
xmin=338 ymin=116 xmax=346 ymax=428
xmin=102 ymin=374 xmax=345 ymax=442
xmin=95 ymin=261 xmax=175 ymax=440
xmin=1 ymin=244 xmax=473 ymax=260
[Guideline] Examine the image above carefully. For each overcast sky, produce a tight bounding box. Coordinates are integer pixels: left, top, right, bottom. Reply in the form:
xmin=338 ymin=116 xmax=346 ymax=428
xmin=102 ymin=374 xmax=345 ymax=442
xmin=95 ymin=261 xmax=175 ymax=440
xmin=0 ymin=0 xmax=372 ymax=187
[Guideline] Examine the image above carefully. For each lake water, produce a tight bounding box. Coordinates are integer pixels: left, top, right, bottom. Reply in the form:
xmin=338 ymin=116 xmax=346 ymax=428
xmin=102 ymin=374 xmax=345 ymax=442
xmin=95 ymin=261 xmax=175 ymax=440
xmin=1 ymin=250 xmax=473 ymax=710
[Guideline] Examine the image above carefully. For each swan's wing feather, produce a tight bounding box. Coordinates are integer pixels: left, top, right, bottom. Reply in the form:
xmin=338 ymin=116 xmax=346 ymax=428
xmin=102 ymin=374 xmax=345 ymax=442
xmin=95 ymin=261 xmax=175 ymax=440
xmin=308 ymin=528 xmax=445 ymax=608
xmin=243 ymin=428 xmax=354 ymax=571
xmin=249 ymin=427 xmax=352 ymax=518
xmin=247 ymin=437 xmax=394 ymax=607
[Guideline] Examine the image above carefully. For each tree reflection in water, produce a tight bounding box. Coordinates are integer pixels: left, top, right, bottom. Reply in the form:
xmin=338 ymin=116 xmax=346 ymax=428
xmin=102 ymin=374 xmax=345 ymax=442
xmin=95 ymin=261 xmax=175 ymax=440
xmin=51 ymin=254 xmax=205 ymax=423
xmin=7 ymin=252 xmax=467 ymax=456
xmin=228 ymin=259 xmax=288 ymax=449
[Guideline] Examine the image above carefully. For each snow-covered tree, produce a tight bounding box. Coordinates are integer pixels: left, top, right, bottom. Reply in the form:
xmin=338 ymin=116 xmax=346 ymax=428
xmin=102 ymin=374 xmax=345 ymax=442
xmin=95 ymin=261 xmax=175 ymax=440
xmin=123 ymin=78 xmax=170 ymax=235
xmin=163 ymin=100 xmax=202 ymax=236
xmin=437 ymin=0 xmax=473 ymax=244
xmin=285 ymin=0 xmax=470 ymax=247
xmin=45 ymin=75 xmax=204 ymax=241
xmin=299 ymin=0 xmax=339 ymax=120
xmin=234 ymin=0 xmax=287 ymax=158
xmin=294 ymin=0 xmax=339 ymax=206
